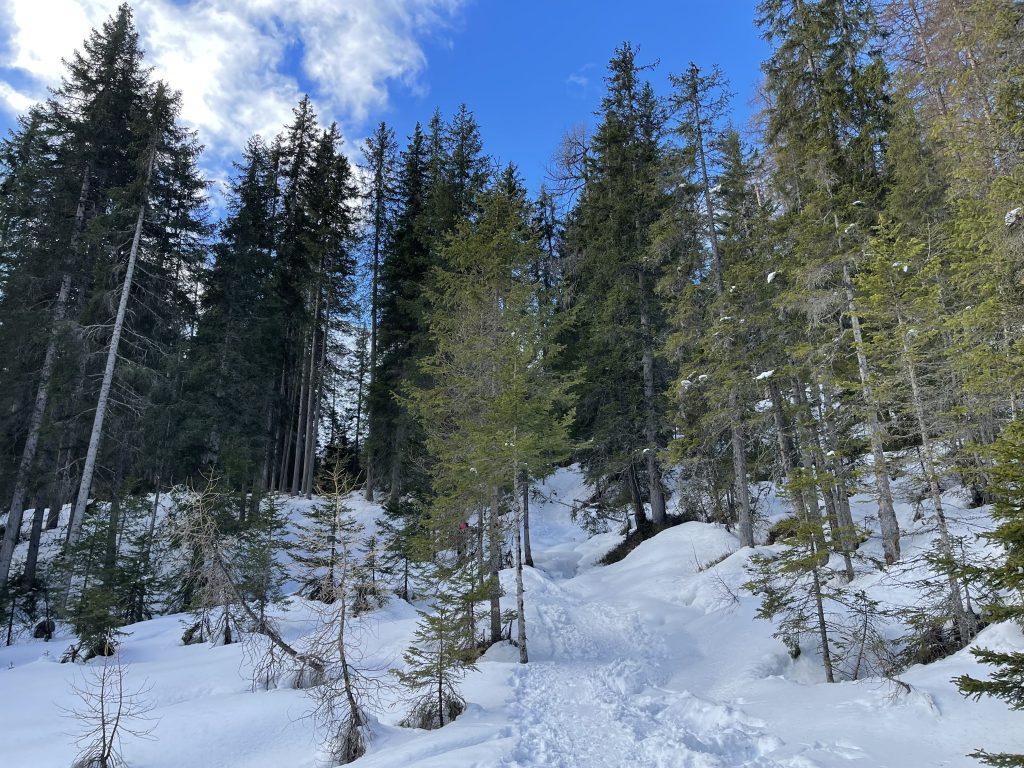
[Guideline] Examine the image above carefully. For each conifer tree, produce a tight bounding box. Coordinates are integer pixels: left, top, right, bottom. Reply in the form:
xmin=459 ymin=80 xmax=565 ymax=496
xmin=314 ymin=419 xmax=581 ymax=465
xmin=412 ymin=171 xmax=573 ymax=654
xmin=184 ymin=136 xmax=279 ymax=490
xmin=757 ymin=0 xmax=901 ymax=564
xmin=396 ymin=564 xmax=479 ymax=729
xmin=360 ymin=123 xmax=398 ymax=500
xmin=956 ymin=418 xmax=1024 ymax=767
xmin=563 ymin=43 xmax=673 ymax=528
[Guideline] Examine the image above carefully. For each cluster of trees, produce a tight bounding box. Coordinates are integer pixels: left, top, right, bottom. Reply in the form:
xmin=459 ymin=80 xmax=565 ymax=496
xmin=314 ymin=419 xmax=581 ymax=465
xmin=1 ymin=0 xmax=1024 ymax=764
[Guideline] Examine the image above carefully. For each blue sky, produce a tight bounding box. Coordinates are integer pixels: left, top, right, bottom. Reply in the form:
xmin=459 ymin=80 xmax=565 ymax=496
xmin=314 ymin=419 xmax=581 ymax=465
xmin=390 ymin=1 xmax=769 ymax=193
xmin=0 ymin=0 xmax=769 ymax=200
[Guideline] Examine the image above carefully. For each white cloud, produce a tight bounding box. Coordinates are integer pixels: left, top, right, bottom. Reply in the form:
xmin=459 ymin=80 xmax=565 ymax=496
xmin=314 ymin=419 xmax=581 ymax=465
xmin=0 ymin=81 xmax=34 ymax=115
xmin=0 ymin=0 xmax=465 ymax=164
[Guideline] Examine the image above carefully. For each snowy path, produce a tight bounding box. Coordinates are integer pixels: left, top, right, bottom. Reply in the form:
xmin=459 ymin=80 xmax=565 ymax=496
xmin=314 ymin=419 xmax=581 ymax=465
xmin=499 ymin=563 xmax=797 ymax=767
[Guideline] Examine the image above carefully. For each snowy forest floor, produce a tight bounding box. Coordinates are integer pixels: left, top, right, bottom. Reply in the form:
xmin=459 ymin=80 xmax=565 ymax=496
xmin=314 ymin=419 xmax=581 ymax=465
xmin=1 ymin=466 xmax=1021 ymax=767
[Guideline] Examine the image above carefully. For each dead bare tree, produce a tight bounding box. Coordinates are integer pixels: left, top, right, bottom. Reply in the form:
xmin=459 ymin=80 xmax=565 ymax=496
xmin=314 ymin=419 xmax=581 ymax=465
xmin=301 ymin=464 xmax=391 ymax=764
xmin=62 ymin=654 xmax=155 ymax=768
xmin=174 ymin=476 xmax=323 ymax=681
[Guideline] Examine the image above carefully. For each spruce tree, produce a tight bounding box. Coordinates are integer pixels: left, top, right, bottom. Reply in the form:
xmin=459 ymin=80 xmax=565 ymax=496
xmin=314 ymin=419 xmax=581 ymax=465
xmin=563 ymin=43 xmax=673 ymax=528
xmin=757 ymin=0 xmax=901 ymax=564
xmin=0 ymin=3 xmax=156 ymax=593
xmin=360 ymin=122 xmax=399 ymax=500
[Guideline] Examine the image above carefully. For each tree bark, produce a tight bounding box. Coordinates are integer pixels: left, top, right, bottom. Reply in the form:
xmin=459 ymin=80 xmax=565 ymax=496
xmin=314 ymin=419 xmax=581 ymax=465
xmin=23 ymin=502 xmax=46 ymax=585
xmin=843 ymin=264 xmax=901 ymax=565
xmin=522 ymin=474 xmax=534 ymax=568
xmin=513 ymin=470 xmax=528 ymax=664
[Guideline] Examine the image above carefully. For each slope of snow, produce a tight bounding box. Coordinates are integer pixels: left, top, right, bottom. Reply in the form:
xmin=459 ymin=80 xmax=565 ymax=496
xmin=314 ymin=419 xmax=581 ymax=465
xmin=1 ymin=465 xmax=1021 ymax=767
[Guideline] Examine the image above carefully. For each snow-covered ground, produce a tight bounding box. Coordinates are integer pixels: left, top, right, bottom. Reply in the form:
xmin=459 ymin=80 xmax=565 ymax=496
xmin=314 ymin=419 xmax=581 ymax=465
xmin=1 ymin=466 xmax=1021 ymax=767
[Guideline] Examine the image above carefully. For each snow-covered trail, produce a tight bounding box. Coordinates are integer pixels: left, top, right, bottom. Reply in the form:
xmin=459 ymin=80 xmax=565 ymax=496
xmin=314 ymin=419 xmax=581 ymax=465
xmin=490 ymin=477 xmax=793 ymax=767
xmin=502 ymin=564 xmax=790 ymax=768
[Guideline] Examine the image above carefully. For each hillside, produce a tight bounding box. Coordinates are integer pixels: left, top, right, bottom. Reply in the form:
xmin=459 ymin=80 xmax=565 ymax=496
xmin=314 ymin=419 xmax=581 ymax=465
xmin=1 ymin=467 xmax=1019 ymax=768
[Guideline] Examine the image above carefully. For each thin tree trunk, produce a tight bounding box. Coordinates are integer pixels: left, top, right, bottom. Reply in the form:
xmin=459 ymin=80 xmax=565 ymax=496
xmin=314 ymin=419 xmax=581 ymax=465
xmin=729 ymin=391 xmax=754 ymax=547
xmin=627 ymin=461 xmax=646 ymax=532
xmin=790 ymin=378 xmax=829 ymax=556
xmin=812 ymin=558 xmax=835 ymax=683
xmin=365 ymin=218 xmax=382 ymax=503
xmin=388 ymin=419 xmax=405 ymax=506
xmin=843 ymin=264 xmax=900 ymax=564
xmin=104 ymin=489 xmax=121 ymax=577
xmin=301 ymin=291 xmax=324 ymax=497
xmin=513 ymin=468 xmax=528 ymax=664
xmin=818 ymin=382 xmax=858 ymax=550
xmin=291 ymin=330 xmax=311 ymax=495
xmin=770 ymin=382 xmax=811 ymax=522
xmin=488 ymin=487 xmax=502 ymax=645
xmin=522 ymin=473 xmax=534 ymax=568
xmin=0 ymin=169 xmax=92 ymax=592
xmin=476 ymin=506 xmax=485 ymax=593
xmin=67 ymin=151 xmax=156 ymax=559
xmin=900 ymin=321 xmax=971 ymax=643
xmin=638 ymin=270 xmax=666 ymax=525
xmin=23 ymin=502 xmax=46 ymax=585
xmin=692 ymin=76 xmax=752 ymax=546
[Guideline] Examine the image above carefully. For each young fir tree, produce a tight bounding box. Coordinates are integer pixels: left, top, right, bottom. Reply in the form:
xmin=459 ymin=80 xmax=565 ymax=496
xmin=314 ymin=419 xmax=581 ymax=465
xmin=293 ymin=468 xmax=363 ymax=604
xmin=301 ymin=464 xmax=381 ymax=763
xmin=395 ymin=564 xmax=479 ymax=729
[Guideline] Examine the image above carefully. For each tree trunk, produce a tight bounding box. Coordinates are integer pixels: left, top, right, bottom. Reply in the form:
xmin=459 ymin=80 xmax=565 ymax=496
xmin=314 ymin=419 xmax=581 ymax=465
xmin=0 ymin=169 xmax=92 ymax=592
xmin=843 ymin=264 xmax=900 ymax=565
xmin=488 ymin=487 xmax=502 ymax=645
xmin=290 ymin=330 xmax=310 ymax=496
xmin=900 ymin=323 xmax=972 ymax=643
xmin=388 ymin=419 xmax=405 ymax=506
xmin=522 ymin=474 xmax=534 ymax=568
xmin=627 ymin=462 xmax=646 ymax=532
xmin=729 ymin=391 xmax=754 ymax=547
xmin=812 ymin=557 xmax=835 ymax=683
xmin=23 ymin=502 xmax=46 ymax=585
xmin=638 ymin=268 xmax=666 ymax=525
xmin=693 ymin=79 xmax=751 ymax=546
xmin=513 ymin=469 xmax=528 ymax=664
xmin=300 ymin=339 xmax=319 ymax=497
xmin=800 ymin=381 xmax=855 ymax=581
xmin=67 ymin=151 xmax=155 ymax=558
